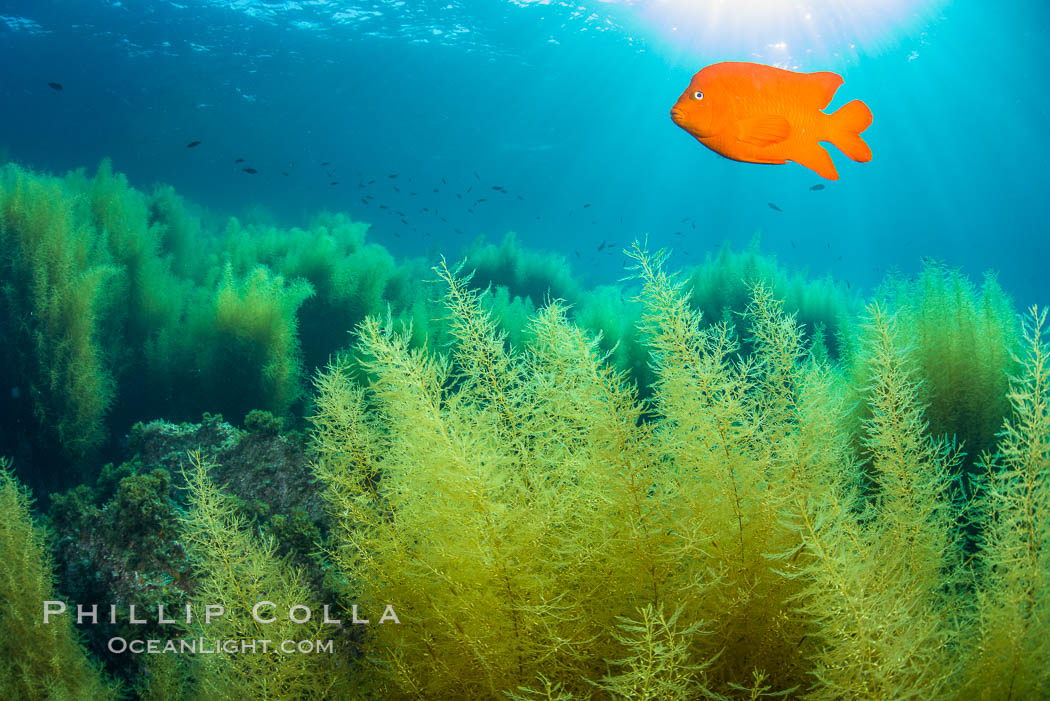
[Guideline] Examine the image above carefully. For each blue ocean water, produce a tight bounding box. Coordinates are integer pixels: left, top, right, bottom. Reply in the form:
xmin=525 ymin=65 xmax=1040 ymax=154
xmin=1 ymin=0 xmax=1047 ymax=306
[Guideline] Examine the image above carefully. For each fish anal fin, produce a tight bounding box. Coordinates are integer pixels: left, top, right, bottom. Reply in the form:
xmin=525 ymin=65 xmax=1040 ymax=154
xmin=805 ymin=71 xmax=844 ymax=109
xmin=790 ymin=142 xmax=839 ymax=180
xmin=737 ymin=116 xmax=791 ymax=147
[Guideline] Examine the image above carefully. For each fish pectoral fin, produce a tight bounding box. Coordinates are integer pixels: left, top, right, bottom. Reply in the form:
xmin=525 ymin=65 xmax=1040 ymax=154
xmin=790 ymin=142 xmax=839 ymax=181
xmin=737 ymin=116 xmax=791 ymax=147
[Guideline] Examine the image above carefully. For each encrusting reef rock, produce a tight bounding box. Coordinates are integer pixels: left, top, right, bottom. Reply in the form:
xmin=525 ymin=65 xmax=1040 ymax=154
xmin=49 ymin=411 xmax=331 ymax=684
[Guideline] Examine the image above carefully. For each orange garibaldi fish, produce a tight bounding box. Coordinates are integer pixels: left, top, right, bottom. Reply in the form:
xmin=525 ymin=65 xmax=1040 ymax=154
xmin=670 ymin=61 xmax=873 ymax=180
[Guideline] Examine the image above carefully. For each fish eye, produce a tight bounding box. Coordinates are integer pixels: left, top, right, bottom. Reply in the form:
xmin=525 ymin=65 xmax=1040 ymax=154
xmin=693 ymin=90 xmax=704 ymax=100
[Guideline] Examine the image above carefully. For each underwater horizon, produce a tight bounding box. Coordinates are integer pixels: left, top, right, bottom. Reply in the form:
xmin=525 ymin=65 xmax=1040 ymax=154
xmin=1 ymin=1 xmax=1049 ymax=699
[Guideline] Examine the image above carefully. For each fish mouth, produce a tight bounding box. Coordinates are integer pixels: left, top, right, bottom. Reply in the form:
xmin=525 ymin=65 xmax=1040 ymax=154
xmin=669 ymin=107 xmax=685 ymax=125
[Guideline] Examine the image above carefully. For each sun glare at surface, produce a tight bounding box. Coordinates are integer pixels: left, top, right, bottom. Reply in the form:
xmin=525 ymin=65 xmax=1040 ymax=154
xmin=633 ymin=0 xmax=947 ymax=65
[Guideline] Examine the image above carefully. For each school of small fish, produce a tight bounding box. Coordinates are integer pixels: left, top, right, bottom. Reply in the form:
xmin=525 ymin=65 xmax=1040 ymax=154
xmin=43 ymin=74 xmax=857 ymax=270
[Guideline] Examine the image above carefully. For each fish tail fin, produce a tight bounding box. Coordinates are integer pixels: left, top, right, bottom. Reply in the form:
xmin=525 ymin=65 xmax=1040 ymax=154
xmin=829 ymin=99 xmax=873 ymax=162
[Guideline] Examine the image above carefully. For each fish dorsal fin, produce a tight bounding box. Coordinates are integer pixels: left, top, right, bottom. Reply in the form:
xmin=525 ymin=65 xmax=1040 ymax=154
xmin=737 ymin=115 xmax=791 ymax=147
xmin=802 ymin=71 xmax=844 ymax=109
